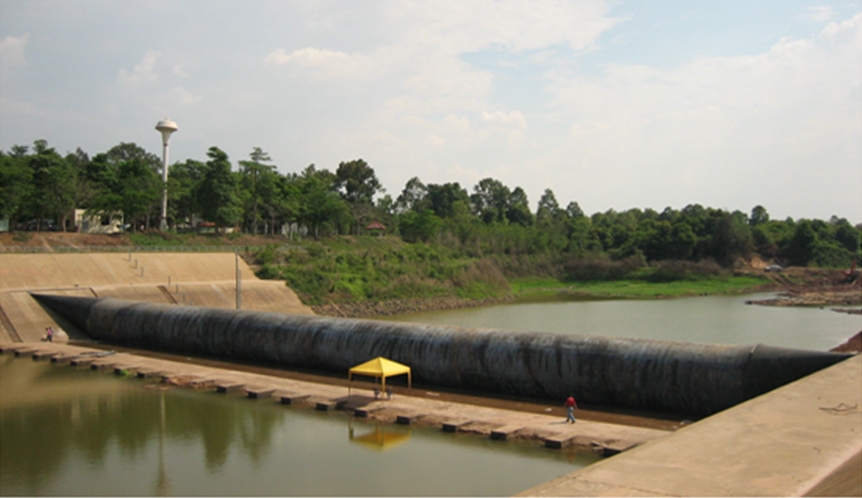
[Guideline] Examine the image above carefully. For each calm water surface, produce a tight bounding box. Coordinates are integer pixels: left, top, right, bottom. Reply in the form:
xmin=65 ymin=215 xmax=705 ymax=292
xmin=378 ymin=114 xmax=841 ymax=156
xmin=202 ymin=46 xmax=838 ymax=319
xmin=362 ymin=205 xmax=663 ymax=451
xmin=381 ymin=293 xmax=861 ymax=351
xmin=0 ymin=356 xmax=597 ymax=496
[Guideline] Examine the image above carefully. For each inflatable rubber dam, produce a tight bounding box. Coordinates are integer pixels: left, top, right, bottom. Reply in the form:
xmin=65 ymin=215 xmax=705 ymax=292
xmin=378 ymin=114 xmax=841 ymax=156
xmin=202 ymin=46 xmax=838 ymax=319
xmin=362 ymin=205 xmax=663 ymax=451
xmin=34 ymin=294 xmax=852 ymax=416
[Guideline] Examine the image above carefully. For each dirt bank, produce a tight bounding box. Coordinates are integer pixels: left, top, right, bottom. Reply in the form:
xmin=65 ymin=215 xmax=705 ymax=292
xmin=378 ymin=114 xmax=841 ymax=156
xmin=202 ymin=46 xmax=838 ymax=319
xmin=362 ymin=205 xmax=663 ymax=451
xmin=831 ymin=331 xmax=862 ymax=353
xmin=311 ymin=295 xmax=515 ymax=318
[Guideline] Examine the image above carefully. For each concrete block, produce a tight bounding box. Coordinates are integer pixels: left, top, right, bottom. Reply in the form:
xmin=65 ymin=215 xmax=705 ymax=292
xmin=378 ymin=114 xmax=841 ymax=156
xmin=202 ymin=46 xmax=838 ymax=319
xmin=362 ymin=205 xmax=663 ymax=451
xmin=315 ymin=399 xmax=338 ymax=411
xmin=278 ymin=393 xmax=309 ymax=405
xmin=490 ymin=425 xmax=523 ymax=441
xmin=591 ymin=440 xmax=639 ymax=457
xmin=544 ymin=434 xmax=577 ymax=449
xmin=353 ymin=406 xmax=385 ymax=418
xmin=90 ymin=361 xmax=115 ymax=370
xmin=14 ymin=348 xmax=37 ymax=357
xmin=113 ymin=366 xmax=140 ymax=375
xmin=396 ymin=412 xmax=427 ymax=425
xmin=136 ymin=368 xmax=162 ymax=378
xmin=246 ymin=387 xmax=276 ymax=399
xmin=32 ymin=351 xmax=55 ymax=360
xmin=442 ymin=418 xmax=472 ymax=432
xmin=51 ymin=354 xmax=75 ymax=364
xmin=70 ymin=357 xmax=96 ymax=367
xmin=216 ymin=382 xmax=244 ymax=394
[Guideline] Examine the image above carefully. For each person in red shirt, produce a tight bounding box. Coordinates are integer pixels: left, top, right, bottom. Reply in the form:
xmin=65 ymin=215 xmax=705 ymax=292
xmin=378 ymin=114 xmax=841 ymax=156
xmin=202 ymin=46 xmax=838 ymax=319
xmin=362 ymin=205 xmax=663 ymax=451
xmin=564 ymin=395 xmax=577 ymax=423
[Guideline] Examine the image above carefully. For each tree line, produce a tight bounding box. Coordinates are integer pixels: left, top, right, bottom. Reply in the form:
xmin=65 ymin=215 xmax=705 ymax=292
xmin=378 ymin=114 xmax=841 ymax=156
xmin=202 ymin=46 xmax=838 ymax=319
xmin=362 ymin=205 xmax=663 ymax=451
xmin=1 ymin=139 xmax=859 ymax=269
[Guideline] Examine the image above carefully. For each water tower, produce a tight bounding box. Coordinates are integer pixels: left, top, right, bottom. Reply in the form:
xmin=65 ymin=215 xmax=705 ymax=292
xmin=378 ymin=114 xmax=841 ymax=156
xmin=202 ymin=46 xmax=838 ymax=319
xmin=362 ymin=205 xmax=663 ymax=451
xmin=155 ymin=119 xmax=179 ymax=231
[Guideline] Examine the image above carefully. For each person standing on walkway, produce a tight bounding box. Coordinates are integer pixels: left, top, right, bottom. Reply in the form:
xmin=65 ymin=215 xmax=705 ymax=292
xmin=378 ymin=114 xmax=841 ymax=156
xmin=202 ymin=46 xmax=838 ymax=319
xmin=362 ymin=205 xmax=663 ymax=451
xmin=564 ymin=394 xmax=578 ymax=423
xmin=45 ymin=327 xmax=54 ymax=342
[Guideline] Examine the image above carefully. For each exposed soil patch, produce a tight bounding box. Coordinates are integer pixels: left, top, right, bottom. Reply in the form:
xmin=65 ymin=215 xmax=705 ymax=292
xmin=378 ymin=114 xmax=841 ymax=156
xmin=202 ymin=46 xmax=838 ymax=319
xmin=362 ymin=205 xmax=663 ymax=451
xmin=0 ymin=231 xmax=287 ymax=250
xmin=830 ymin=331 xmax=862 ymax=353
xmin=311 ymin=296 xmax=514 ymax=318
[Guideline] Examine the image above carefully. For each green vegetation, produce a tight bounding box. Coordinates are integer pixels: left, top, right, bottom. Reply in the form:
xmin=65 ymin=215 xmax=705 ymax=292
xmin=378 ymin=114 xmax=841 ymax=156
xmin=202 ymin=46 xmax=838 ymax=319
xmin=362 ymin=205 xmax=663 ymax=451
xmin=251 ymin=237 xmax=510 ymax=305
xmin=512 ymin=276 xmax=767 ymax=299
xmin=2 ymin=138 xmax=860 ymax=309
xmin=247 ymin=236 xmax=773 ymax=306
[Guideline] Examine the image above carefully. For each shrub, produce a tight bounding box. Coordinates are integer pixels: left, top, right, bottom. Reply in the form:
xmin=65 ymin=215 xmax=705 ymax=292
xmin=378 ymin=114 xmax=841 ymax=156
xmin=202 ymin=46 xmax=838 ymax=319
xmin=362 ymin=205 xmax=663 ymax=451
xmin=644 ymin=259 xmax=723 ymax=282
xmin=563 ymin=255 xmax=644 ymax=281
xmin=255 ymin=264 xmax=281 ymax=280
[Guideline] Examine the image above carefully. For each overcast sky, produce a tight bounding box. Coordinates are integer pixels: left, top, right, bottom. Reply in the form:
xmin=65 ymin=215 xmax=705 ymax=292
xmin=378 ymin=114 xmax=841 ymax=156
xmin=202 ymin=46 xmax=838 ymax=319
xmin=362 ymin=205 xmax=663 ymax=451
xmin=2 ymin=0 xmax=860 ymax=223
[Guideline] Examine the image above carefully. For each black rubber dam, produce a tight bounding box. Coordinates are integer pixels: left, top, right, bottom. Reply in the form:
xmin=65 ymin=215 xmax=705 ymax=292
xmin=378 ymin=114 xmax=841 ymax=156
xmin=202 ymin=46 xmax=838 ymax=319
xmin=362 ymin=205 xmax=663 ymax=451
xmin=35 ymin=294 xmax=852 ymax=416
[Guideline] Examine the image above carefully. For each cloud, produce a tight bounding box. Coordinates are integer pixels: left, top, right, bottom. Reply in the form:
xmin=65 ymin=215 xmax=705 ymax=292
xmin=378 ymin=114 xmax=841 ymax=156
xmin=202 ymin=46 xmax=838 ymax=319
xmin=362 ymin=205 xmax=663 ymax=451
xmin=479 ymin=110 xmax=526 ymax=128
xmin=384 ymin=0 xmax=617 ymax=54
xmin=806 ymin=6 xmax=835 ymax=22
xmin=0 ymin=33 xmax=29 ymax=72
xmin=542 ymin=13 xmax=862 ymax=217
xmin=263 ymin=47 xmax=368 ymax=78
xmin=117 ymin=50 xmax=161 ymax=90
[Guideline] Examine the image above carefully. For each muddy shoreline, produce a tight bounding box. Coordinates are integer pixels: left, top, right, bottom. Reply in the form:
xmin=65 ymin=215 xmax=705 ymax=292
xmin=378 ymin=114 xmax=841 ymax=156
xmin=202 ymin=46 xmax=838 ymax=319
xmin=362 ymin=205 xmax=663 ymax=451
xmin=311 ymin=295 xmax=516 ymax=318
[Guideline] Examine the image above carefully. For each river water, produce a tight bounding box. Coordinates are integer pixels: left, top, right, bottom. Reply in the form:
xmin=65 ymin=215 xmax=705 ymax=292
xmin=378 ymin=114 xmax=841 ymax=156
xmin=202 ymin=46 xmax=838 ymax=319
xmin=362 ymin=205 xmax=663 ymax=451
xmin=2 ymin=293 xmax=859 ymax=496
xmin=380 ymin=293 xmax=862 ymax=352
xmin=0 ymin=355 xmax=597 ymax=497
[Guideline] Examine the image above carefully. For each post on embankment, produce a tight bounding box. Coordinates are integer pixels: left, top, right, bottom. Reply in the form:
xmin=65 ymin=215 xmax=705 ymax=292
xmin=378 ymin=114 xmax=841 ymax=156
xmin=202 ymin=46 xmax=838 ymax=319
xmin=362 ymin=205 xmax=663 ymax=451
xmin=235 ymin=250 xmax=242 ymax=310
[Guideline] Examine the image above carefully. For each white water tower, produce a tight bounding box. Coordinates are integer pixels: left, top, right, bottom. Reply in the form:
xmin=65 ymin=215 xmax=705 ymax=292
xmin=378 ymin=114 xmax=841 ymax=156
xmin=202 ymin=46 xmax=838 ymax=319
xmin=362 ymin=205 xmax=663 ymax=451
xmin=155 ymin=119 xmax=179 ymax=231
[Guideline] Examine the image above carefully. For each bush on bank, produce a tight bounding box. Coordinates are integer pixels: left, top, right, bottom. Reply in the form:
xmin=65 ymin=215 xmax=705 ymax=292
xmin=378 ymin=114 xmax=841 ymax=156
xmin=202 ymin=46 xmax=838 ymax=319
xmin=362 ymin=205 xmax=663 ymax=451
xmin=249 ymin=236 xmax=769 ymax=307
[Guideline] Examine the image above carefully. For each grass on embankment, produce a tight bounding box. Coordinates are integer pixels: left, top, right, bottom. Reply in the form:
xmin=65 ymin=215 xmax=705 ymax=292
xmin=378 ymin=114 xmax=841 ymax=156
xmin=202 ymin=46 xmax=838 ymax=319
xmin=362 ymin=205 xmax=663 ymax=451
xmin=249 ymin=235 xmax=774 ymax=306
xmin=511 ymin=275 xmax=771 ymax=299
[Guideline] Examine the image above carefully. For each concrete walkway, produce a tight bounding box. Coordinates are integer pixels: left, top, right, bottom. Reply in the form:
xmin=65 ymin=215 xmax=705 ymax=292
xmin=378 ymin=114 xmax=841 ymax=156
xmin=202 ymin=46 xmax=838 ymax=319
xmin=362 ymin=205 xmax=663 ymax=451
xmin=519 ymin=353 xmax=862 ymax=497
xmin=0 ymin=342 xmax=668 ymax=454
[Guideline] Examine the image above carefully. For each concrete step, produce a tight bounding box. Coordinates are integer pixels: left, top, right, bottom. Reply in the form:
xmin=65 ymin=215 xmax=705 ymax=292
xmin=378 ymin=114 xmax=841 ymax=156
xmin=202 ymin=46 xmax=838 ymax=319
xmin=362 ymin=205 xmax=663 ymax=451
xmin=490 ymin=425 xmax=524 ymax=441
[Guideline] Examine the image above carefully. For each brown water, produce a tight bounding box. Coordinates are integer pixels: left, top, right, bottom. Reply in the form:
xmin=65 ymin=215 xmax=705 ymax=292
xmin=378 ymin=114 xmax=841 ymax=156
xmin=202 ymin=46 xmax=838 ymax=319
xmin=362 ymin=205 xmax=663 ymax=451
xmin=0 ymin=356 xmax=598 ymax=496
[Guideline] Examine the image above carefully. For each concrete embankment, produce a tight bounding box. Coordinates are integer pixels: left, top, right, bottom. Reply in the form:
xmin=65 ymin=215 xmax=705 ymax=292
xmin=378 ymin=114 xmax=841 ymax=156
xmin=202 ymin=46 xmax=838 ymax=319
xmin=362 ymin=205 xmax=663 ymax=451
xmin=0 ymin=252 xmax=314 ymax=343
xmin=519 ymin=353 xmax=861 ymax=497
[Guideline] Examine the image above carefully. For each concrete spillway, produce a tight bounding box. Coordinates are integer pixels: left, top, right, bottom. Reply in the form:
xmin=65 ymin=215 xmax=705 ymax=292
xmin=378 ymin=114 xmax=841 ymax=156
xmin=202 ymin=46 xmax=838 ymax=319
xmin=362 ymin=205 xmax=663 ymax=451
xmin=34 ymin=294 xmax=852 ymax=416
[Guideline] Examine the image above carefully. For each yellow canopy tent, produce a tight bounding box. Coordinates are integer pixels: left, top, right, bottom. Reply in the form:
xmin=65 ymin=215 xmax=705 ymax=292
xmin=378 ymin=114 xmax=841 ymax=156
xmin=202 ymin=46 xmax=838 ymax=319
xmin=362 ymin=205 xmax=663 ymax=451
xmin=348 ymin=357 xmax=411 ymax=396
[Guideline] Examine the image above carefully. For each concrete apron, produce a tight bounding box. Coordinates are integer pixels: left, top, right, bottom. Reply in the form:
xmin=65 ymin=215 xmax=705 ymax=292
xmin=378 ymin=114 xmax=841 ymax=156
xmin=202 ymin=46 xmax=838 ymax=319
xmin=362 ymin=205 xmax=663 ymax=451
xmin=519 ymin=353 xmax=862 ymax=497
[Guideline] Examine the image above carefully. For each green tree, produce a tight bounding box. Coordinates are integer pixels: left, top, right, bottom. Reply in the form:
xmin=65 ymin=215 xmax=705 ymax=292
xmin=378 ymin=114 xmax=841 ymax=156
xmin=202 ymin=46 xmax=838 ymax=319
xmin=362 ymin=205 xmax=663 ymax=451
xmin=335 ymin=159 xmax=384 ymax=234
xmin=26 ymin=140 xmax=75 ymax=231
xmin=297 ymin=165 xmax=347 ymax=236
xmin=400 ymin=209 xmax=443 ymax=243
xmin=426 ymin=182 xmax=469 ymax=219
xmin=334 ymin=159 xmax=383 ymax=203
xmin=239 ymin=147 xmax=276 ymax=234
xmin=168 ymin=159 xmax=206 ymax=229
xmin=506 ymin=187 xmax=533 ymax=226
xmin=750 ymin=205 xmax=769 ymax=226
xmin=711 ymin=211 xmax=754 ymax=266
xmin=0 ymin=148 xmax=34 ymax=229
xmin=395 ymin=177 xmax=428 ymax=214
xmin=470 ymin=178 xmax=510 ymax=224
xmin=536 ymin=188 xmax=561 ymax=223
xmin=566 ymin=201 xmax=585 ymax=219
xmin=198 ymin=147 xmax=241 ymax=232
xmin=87 ymin=143 xmax=161 ymax=231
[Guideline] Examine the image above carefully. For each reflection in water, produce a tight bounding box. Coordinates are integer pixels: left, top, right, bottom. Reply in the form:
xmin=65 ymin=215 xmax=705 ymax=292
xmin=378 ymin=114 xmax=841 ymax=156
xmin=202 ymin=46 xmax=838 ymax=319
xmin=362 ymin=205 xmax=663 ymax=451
xmin=0 ymin=355 xmax=283 ymax=496
xmin=1 ymin=356 xmax=597 ymax=496
xmin=349 ymin=420 xmax=411 ymax=452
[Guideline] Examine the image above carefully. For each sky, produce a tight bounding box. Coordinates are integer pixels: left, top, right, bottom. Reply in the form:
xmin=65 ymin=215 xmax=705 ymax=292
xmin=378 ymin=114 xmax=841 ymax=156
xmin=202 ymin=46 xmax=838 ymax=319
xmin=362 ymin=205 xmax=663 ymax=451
xmin=1 ymin=0 xmax=861 ymax=223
